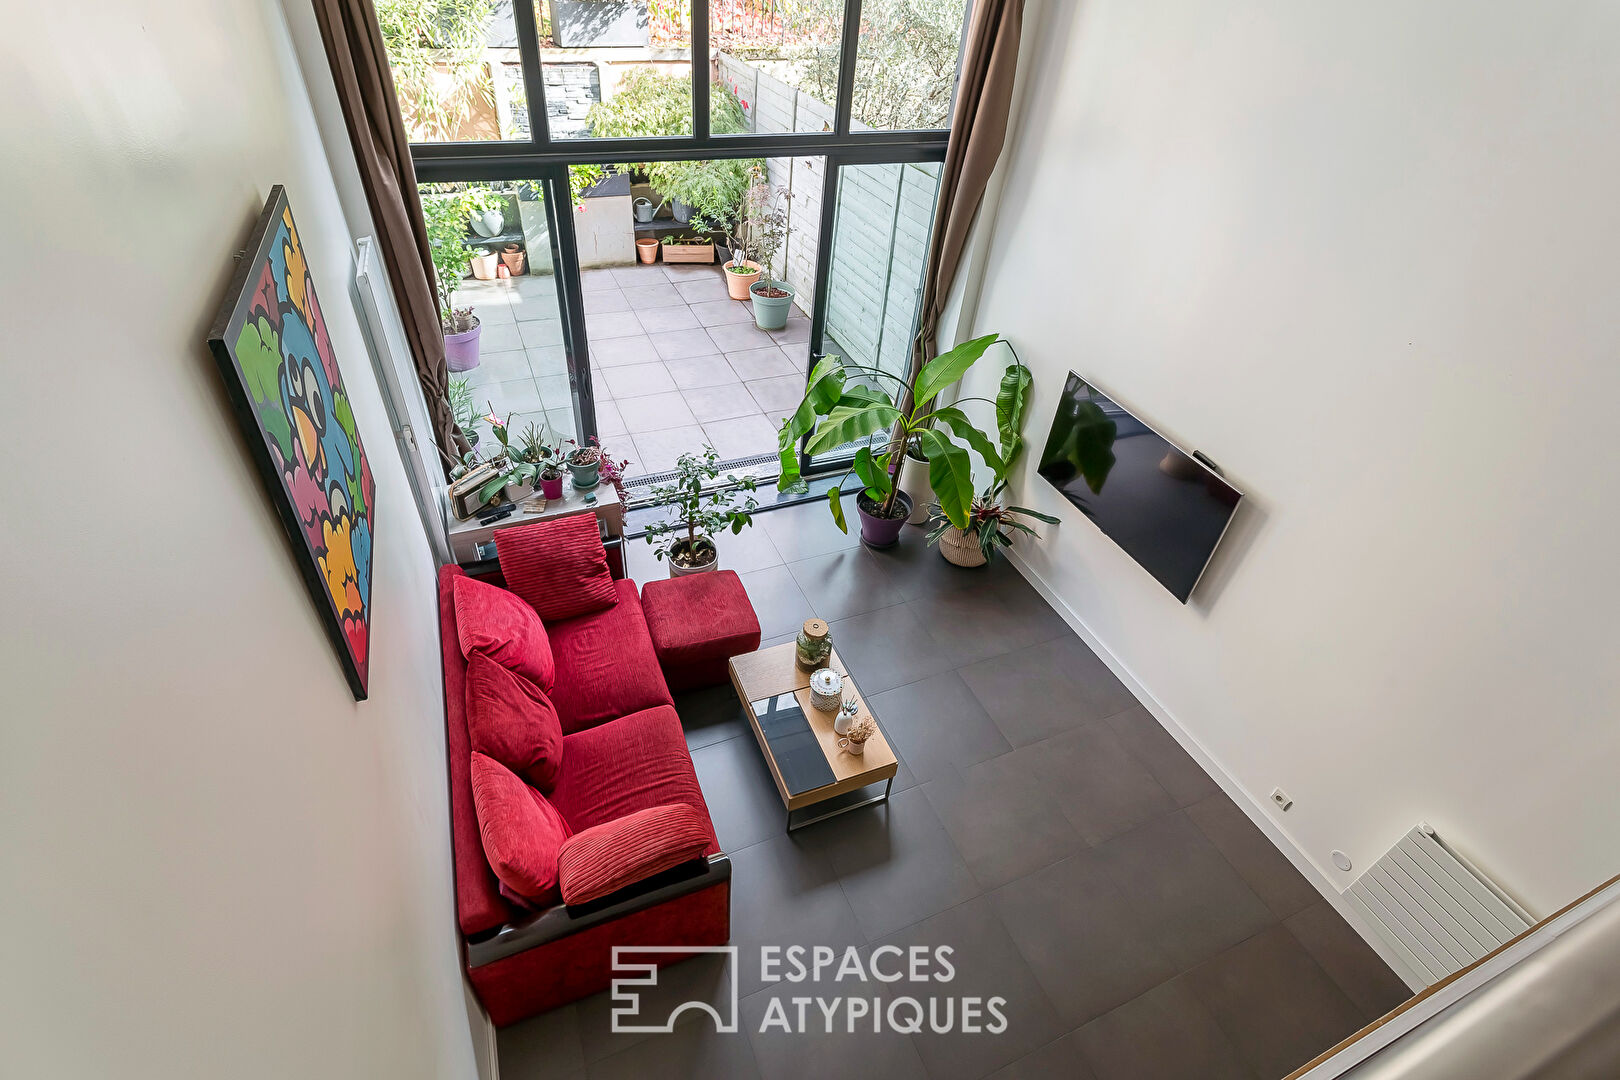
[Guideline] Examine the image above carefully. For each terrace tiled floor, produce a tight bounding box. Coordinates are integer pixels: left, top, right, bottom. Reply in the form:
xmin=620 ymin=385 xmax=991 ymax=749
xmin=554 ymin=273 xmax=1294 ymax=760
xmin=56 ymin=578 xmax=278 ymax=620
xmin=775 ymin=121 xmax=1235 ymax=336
xmin=453 ymin=263 xmax=810 ymax=480
xmin=495 ymin=500 xmax=1412 ymax=1080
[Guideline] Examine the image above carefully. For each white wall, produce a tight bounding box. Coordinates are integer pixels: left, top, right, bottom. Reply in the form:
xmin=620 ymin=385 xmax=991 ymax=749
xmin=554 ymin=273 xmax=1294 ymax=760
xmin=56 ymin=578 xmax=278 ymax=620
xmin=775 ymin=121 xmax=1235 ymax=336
xmin=962 ymin=0 xmax=1620 ymax=919
xmin=0 ymin=2 xmax=479 ymax=1076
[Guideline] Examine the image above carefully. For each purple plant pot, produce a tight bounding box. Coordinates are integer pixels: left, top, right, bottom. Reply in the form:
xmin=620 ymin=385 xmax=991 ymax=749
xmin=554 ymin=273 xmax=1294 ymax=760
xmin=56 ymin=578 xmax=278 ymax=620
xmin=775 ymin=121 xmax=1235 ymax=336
xmin=444 ymin=317 xmax=482 ymax=372
xmin=857 ymin=491 xmax=912 ymax=549
xmin=540 ymin=475 xmax=564 ymax=500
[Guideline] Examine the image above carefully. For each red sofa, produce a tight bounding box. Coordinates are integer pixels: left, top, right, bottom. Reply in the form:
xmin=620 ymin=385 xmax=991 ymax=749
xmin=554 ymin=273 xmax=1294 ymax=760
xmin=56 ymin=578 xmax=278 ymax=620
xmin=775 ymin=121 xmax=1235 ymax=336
xmin=438 ymin=560 xmax=731 ymax=1026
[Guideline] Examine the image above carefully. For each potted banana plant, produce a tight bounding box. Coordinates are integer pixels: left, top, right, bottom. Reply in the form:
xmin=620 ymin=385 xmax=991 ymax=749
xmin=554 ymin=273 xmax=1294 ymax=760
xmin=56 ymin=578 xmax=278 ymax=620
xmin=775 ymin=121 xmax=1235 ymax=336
xmin=775 ymin=334 xmax=1033 ymax=548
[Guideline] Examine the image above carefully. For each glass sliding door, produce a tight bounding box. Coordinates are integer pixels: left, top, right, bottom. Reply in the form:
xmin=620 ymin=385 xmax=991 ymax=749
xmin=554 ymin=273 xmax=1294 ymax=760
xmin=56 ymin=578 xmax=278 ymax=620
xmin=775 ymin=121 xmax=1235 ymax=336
xmin=562 ymin=156 xmax=822 ymax=488
xmin=803 ymin=157 xmax=943 ymax=470
xmin=422 ymin=175 xmax=586 ymax=457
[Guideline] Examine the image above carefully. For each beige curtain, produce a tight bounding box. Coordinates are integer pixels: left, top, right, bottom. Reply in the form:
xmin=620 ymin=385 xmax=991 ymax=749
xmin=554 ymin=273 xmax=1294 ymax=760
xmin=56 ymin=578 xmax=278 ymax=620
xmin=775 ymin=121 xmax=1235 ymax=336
xmin=310 ymin=0 xmax=470 ymax=476
xmin=911 ymin=0 xmax=1026 ymax=373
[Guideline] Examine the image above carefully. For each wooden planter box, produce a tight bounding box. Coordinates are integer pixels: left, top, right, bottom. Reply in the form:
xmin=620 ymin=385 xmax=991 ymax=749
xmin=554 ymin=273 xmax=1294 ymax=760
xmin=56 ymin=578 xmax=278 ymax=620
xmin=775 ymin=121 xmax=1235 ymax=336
xmin=662 ymin=242 xmax=714 ymax=264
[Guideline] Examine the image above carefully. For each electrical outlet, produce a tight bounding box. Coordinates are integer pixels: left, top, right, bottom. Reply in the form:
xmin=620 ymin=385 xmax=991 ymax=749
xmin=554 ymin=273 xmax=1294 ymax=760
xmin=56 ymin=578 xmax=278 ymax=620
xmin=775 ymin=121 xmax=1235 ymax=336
xmin=1270 ymin=787 xmax=1293 ymax=812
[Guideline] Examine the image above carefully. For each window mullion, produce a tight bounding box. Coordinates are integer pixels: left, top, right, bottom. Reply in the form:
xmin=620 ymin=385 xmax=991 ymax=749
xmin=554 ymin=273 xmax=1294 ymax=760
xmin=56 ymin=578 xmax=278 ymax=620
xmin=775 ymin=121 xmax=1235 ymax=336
xmin=511 ymin=0 xmax=551 ymax=146
xmin=692 ymin=2 xmax=710 ymax=141
xmin=834 ymin=0 xmax=862 ymax=136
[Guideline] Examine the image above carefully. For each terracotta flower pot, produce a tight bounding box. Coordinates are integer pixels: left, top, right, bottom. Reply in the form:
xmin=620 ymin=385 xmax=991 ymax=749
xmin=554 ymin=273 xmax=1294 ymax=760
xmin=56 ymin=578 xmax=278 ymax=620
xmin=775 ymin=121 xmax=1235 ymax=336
xmin=469 ymin=252 xmax=499 ymax=280
xmin=725 ymin=260 xmax=763 ymax=300
xmin=500 ymin=243 xmax=526 ymax=275
xmin=635 ymin=237 xmax=659 ymax=264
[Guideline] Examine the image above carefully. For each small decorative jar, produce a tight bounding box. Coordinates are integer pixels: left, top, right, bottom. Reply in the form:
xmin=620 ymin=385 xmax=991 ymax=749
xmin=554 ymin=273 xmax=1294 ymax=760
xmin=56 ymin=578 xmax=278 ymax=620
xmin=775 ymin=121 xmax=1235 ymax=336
xmin=795 ymin=618 xmax=832 ymax=670
xmin=834 ymin=699 xmax=860 ymax=736
xmin=808 ymin=667 xmax=843 ymax=712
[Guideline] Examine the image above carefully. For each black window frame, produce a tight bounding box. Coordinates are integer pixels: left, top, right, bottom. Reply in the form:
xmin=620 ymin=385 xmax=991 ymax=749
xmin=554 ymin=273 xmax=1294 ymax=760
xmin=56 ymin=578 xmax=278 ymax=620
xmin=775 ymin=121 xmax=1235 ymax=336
xmin=409 ymin=0 xmax=966 ymax=485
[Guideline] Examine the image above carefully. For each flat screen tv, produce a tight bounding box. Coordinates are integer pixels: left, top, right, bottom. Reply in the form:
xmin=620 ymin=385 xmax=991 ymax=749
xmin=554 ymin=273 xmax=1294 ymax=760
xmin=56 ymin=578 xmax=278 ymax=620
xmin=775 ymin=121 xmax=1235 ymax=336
xmin=1037 ymin=373 xmax=1242 ymax=603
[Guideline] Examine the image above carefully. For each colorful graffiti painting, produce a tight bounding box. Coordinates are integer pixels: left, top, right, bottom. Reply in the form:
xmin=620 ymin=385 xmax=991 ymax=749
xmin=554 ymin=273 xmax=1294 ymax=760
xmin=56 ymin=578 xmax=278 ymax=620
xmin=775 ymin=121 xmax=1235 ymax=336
xmin=208 ymin=186 xmax=375 ymax=699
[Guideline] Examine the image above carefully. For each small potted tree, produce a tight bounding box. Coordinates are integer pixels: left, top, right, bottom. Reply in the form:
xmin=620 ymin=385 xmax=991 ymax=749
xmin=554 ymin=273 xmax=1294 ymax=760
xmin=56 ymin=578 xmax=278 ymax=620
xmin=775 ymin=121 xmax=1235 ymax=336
xmin=738 ymin=175 xmax=792 ymax=320
xmin=644 ymin=445 xmax=759 ymax=576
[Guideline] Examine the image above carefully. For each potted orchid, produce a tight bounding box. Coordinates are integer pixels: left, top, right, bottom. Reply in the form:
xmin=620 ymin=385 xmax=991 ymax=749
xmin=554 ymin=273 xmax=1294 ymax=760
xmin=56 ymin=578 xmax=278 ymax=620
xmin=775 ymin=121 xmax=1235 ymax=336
xmin=480 ymin=412 xmax=563 ymax=504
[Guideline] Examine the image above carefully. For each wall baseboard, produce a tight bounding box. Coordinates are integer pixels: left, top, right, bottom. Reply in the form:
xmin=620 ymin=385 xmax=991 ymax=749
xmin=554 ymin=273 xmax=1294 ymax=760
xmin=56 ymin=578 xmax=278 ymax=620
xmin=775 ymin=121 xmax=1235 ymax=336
xmin=1005 ymin=549 xmax=1426 ymax=991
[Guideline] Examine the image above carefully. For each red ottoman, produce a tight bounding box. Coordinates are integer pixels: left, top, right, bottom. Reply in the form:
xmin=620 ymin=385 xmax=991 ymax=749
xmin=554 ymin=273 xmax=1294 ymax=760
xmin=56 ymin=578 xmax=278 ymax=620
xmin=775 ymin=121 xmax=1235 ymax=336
xmin=641 ymin=570 xmax=762 ymax=693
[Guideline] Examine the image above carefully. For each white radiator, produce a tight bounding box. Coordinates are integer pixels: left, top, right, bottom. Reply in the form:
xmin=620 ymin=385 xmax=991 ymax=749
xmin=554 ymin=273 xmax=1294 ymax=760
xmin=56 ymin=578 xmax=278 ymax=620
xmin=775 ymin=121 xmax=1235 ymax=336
xmin=1344 ymin=824 xmax=1532 ymax=986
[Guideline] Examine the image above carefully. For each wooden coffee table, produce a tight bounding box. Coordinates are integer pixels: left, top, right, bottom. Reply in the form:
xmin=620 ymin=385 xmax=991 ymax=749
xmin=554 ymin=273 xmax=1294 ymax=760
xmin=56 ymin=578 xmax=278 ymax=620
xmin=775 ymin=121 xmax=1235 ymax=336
xmin=727 ymin=642 xmax=899 ymax=831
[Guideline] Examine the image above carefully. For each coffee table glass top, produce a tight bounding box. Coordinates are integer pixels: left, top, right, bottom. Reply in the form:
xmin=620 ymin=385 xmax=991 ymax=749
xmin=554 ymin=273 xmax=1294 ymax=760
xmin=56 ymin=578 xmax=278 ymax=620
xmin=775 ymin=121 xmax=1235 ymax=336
xmin=750 ymin=694 xmax=837 ymax=797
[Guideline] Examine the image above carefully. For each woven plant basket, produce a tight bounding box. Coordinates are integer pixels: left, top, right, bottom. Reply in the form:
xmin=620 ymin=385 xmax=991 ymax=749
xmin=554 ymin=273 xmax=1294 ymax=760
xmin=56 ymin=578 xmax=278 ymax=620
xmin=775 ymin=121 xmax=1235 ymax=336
xmin=938 ymin=526 xmax=987 ymax=568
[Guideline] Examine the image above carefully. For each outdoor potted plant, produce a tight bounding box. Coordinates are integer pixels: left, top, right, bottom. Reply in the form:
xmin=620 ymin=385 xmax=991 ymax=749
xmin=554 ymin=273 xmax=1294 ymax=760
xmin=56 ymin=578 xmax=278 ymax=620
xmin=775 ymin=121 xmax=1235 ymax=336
xmin=499 ymin=242 xmax=526 ymax=276
xmin=775 ymin=334 xmax=1033 ymax=548
xmin=425 ymin=191 xmax=480 ymax=370
xmin=926 ymin=482 xmax=1061 ymax=567
xmin=565 ymin=439 xmax=602 ymax=489
xmin=443 ymin=307 xmax=481 ymax=372
xmin=731 ymin=171 xmax=790 ymax=315
xmin=644 ymin=445 xmax=759 ymax=576
xmin=660 ymin=232 xmax=715 ymax=264
xmin=635 ymin=236 xmax=659 ymax=264
xmin=469 ymin=246 xmax=499 ymax=280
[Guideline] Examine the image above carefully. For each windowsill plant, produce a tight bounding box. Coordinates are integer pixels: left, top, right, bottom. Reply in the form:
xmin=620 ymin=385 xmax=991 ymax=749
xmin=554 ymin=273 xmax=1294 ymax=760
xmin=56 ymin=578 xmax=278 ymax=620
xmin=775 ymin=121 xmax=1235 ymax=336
xmin=471 ymin=413 xmax=562 ymax=506
xmin=644 ymin=446 xmax=759 ymax=576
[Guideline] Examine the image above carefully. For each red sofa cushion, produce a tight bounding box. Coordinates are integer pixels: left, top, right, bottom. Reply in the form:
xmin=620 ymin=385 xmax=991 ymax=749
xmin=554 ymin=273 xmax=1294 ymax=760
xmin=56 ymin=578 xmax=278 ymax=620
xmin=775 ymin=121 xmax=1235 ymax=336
xmin=557 ymin=803 xmax=713 ymax=905
xmin=641 ymin=570 xmax=762 ymax=692
xmin=439 ymin=567 xmax=516 ymax=937
xmin=465 ymin=653 xmax=564 ymax=793
xmin=544 ymin=579 xmax=674 ymax=733
xmin=495 ymin=516 xmax=618 ymax=622
xmin=549 ymin=704 xmax=720 ymax=856
xmin=469 ymin=752 xmax=573 ymax=906
xmin=453 ymin=573 xmax=555 ymax=691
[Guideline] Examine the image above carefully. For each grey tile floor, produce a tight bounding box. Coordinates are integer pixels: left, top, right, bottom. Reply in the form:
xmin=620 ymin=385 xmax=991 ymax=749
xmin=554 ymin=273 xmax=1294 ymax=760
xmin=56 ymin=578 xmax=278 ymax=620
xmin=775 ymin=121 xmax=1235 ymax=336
xmin=495 ymin=501 xmax=1411 ymax=1080
xmin=452 ymin=265 xmax=810 ymax=481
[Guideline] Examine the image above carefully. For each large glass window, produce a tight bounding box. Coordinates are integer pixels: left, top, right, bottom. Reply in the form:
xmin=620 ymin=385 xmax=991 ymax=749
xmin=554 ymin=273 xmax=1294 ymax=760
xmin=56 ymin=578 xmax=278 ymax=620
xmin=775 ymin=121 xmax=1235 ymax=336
xmin=708 ymin=1 xmax=846 ymax=135
xmin=423 ymin=179 xmax=580 ymax=453
xmin=852 ymin=0 xmax=970 ymax=130
xmin=397 ymin=1 xmax=974 ymax=498
xmin=538 ymin=0 xmax=695 ymax=140
xmin=380 ymin=0 xmax=523 ymax=142
xmin=808 ymin=159 xmax=942 ymax=468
